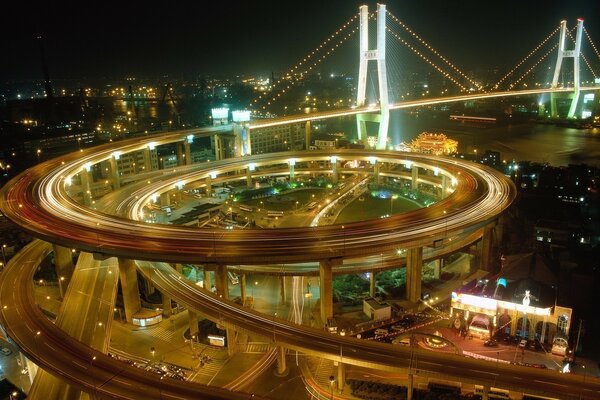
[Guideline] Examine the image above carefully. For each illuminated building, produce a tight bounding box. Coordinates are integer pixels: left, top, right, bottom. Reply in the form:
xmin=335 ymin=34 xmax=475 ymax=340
xmin=410 ymin=132 xmax=458 ymax=155
xmin=450 ymin=253 xmax=572 ymax=344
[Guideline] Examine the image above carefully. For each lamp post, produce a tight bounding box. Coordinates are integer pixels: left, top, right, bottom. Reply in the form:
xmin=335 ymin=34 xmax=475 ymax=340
xmin=1 ymin=244 xmax=6 ymax=266
xmin=36 ymin=149 xmax=41 ymax=163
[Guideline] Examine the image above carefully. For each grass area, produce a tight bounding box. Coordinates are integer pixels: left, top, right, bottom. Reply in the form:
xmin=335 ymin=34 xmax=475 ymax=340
xmin=335 ymin=194 xmax=420 ymax=224
xmin=243 ymin=188 xmax=327 ymax=211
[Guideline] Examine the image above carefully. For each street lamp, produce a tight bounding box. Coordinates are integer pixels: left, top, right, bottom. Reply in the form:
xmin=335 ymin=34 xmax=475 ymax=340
xmin=36 ymin=149 xmax=41 ymax=163
xmin=1 ymin=244 xmax=6 ymax=266
xmin=150 ymin=347 xmax=155 ymax=363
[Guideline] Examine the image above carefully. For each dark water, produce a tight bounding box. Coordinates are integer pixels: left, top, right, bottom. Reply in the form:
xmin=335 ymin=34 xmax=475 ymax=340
xmin=338 ymin=110 xmax=600 ymax=167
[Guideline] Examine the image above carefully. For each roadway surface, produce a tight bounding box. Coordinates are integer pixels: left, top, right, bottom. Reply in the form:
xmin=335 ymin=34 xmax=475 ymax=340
xmin=2 ymin=241 xmax=599 ymax=399
xmin=0 ymin=240 xmax=265 ymax=400
xmin=0 ymin=149 xmax=515 ymax=265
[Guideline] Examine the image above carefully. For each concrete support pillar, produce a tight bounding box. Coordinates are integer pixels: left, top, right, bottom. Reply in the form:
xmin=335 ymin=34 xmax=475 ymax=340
xmin=184 ymin=140 xmax=192 ymax=165
xmin=337 ymin=361 xmax=346 ymax=392
xmin=482 ymin=385 xmax=490 ymax=400
xmin=276 ymin=345 xmax=287 ymax=376
xmin=407 ymin=373 xmax=414 ymax=400
xmin=480 ymin=225 xmax=494 ymax=271
xmin=188 ymin=310 xmax=199 ymax=337
xmin=246 ymin=168 xmax=253 ymax=187
xmin=240 ymin=274 xmax=247 ymax=305
xmin=432 ymin=259 xmax=441 ymax=280
xmin=162 ymin=292 xmax=172 ymax=317
xmin=369 ymin=271 xmax=377 ymax=297
xmin=80 ymin=169 xmax=93 ymax=206
xmin=374 ymin=162 xmax=381 ymax=184
xmin=206 ymin=175 xmax=213 ymax=196
xmin=280 ymin=276 xmax=287 ymax=305
xmin=332 ymin=158 xmax=338 ymax=184
xmin=203 ymin=268 xmax=212 ymax=290
xmin=305 ymin=121 xmax=311 ymax=150
xmin=117 ymin=258 xmax=141 ymax=323
xmin=227 ymin=328 xmax=237 ymax=356
xmin=160 ymin=192 xmax=170 ymax=207
xmin=441 ymin=175 xmax=448 ymax=198
xmin=215 ymin=265 xmax=228 ymax=299
xmin=108 ymin=156 xmax=120 ymax=190
xmin=405 ymin=247 xmax=423 ymax=303
xmin=174 ymin=263 xmax=183 ymax=274
xmin=173 ymin=189 xmax=182 ymax=203
xmin=411 ymin=166 xmax=419 ymax=190
xmin=53 ymin=245 xmax=74 ymax=298
xmin=289 ymin=163 xmax=295 ymax=181
xmin=214 ymin=135 xmax=224 ymax=161
xmin=319 ymin=258 xmax=341 ymax=324
xmin=176 ymin=142 xmax=185 ymax=166
xmin=143 ymin=148 xmax=152 ymax=172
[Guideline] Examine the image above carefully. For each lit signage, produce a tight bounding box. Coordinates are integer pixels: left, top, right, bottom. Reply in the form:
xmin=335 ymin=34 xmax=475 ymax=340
xmin=453 ymin=292 xmax=497 ymax=310
xmin=211 ymin=108 xmax=229 ymax=120
xmin=232 ymin=110 xmax=251 ymax=122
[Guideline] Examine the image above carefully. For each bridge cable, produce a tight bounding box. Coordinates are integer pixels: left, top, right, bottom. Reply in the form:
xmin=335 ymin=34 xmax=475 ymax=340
xmin=508 ymin=43 xmax=558 ymax=90
xmin=386 ymin=27 xmax=468 ymax=92
xmin=583 ymin=27 xmax=600 ymax=63
xmin=493 ymin=25 xmax=561 ymax=90
xmin=386 ymin=11 xmax=483 ymax=91
xmin=566 ymin=29 xmax=598 ymax=80
xmin=250 ymin=13 xmax=359 ymax=110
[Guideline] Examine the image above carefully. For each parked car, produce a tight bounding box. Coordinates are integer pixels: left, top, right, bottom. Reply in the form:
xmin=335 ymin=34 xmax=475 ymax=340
xmin=518 ymin=339 xmax=527 ymax=349
xmin=484 ymin=339 xmax=498 ymax=347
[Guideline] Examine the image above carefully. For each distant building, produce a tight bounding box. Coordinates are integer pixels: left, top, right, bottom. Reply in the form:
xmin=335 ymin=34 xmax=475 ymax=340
xmin=250 ymin=124 xmax=305 ymax=154
xmin=410 ymin=132 xmax=458 ymax=155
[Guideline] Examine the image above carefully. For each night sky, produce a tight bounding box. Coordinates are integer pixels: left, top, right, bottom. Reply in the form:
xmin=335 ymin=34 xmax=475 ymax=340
xmin=2 ymin=0 xmax=600 ymax=81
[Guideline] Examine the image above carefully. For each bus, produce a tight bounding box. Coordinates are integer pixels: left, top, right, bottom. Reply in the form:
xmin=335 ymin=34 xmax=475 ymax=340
xmin=468 ymin=314 xmax=491 ymax=340
xmin=267 ymin=210 xmax=284 ymax=218
xmin=227 ymin=271 xmax=239 ymax=285
xmin=474 ymin=386 xmax=510 ymax=399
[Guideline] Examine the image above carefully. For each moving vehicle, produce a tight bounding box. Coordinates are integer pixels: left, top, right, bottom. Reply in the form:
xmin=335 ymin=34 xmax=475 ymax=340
xmin=468 ymin=314 xmax=491 ymax=340
xmin=1 ymin=347 xmax=12 ymax=356
xmin=551 ymin=336 xmax=569 ymax=356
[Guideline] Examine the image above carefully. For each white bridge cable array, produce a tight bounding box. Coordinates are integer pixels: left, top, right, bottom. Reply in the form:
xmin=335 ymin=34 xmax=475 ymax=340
xmin=251 ymin=12 xmax=360 ymax=110
xmin=386 ymin=10 xmax=482 ymax=91
xmin=566 ymin=29 xmax=598 ymax=80
xmin=584 ymin=26 xmax=600 ymax=62
xmin=493 ymin=25 xmax=561 ymax=89
xmin=508 ymin=42 xmax=559 ymax=90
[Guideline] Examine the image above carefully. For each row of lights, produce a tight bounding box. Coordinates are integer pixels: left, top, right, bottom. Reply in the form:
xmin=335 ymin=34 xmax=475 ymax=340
xmin=251 ymin=13 xmax=359 ymax=108
xmin=386 ymin=28 xmax=468 ymax=92
xmin=387 ymin=11 xmax=483 ymax=91
xmin=583 ymin=27 xmax=600 ymax=62
xmin=508 ymin=43 xmax=559 ymax=90
xmin=493 ymin=25 xmax=561 ymax=89
xmin=565 ymin=30 xmax=598 ymax=79
xmin=258 ymin=29 xmax=358 ymax=110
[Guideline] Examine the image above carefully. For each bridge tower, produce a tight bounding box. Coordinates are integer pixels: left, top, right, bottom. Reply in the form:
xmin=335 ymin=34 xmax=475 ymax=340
xmin=550 ymin=19 xmax=584 ymax=118
xmin=356 ymin=4 xmax=390 ymax=150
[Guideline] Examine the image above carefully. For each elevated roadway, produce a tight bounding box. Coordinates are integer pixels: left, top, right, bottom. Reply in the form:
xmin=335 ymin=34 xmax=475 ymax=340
xmin=2 ymin=240 xmax=599 ymax=399
xmin=1 ymin=149 xmax=514 ymax=265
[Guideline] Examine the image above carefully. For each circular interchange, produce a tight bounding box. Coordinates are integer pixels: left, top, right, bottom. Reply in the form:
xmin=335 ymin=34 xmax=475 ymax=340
xmin=0 ymin=133 xmax=515 ymax=266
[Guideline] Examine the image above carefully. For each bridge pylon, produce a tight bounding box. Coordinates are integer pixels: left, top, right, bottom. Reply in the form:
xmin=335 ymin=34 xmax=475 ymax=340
xmin=356 ymin=4 xmax=390 ymax=150
xmin=551 ymin=19 xmax=584 ymax=118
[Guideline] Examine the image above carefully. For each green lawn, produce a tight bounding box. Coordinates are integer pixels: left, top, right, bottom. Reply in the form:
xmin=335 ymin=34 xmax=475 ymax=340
xmin=335 ymin=195 xmax=420 ymax=224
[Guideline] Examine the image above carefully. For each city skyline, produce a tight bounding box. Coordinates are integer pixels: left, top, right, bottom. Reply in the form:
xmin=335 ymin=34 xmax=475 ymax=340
xmin=3 ymin=0 xmax=600 ymax=81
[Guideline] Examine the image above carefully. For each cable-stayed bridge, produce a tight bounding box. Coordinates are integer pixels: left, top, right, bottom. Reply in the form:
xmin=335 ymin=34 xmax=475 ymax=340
xmin=244 ymin=4 xmax=600 ymax=151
